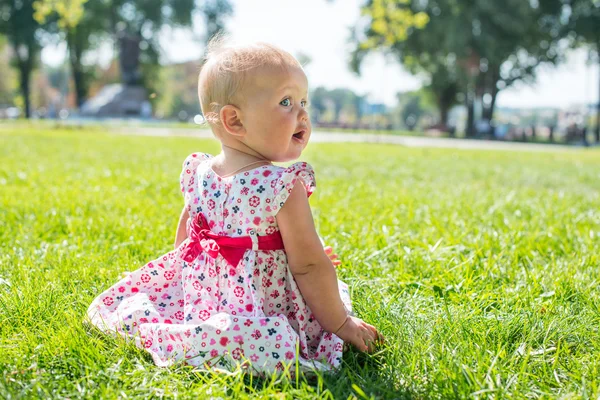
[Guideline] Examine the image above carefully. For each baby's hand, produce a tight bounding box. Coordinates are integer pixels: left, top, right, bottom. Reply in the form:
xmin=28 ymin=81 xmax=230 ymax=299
xmin=324 ymin=246 xmax=341 ymax=267
xmin=335 ymin=316 xmax=383 ymax=352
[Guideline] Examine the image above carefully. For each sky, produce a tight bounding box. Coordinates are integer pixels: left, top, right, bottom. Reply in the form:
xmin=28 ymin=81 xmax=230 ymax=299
xmin=41 ymin=0 xmax=599 ymax=109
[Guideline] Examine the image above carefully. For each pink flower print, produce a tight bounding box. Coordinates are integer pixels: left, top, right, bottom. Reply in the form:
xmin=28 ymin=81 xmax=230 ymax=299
xmin=263 ymin=170 xmax=272 ymax=177
xmin=251 ymin=329 xmax=262 ymax=339
xmin=234 ymin=286 xmax=245 ymax=298
xmin=249 ymin=196 xmax=260 ymax=207
xmin=240 ymin=187 xmax=249 ymax=195
xmin=276 ymin=334 xmax=282 ymax=341
xmin=103 ymin=297 xmax=114 ymax=306
xmin=229 ymin=267 xmax=236 ymax=276
xmin=211 ymin=183 xmax=217 ymax=190
xmin=219 ymin=336 xmax=230 ymax=346
xmin=118 ymin=286 xmax=125 ymax=293
xmin=262 ymin=277 xmax=272 ymax=288
xmin=210 ymin=349 xmax=219 ymax=357
xmin=207 ymin=199 xmax=216 ymax=210
xmin=232 ymin=348 xmax=244 ymax=360
xmin=174 ymin=311 xmax=184 ymax=320
xmin=144 ymin=339 xmax=153 ymax=348
xmin=140 ymin=274 xmax=151 ymax=283
xmin=199 ymin=310 xmax=210 ymax=321
xmin=266 ymin=226 xmax=276 ymax=235
xmin=223 ymin=208 xmax=229 ymax=218
xmin=192 ymin=281 xmax=202 ymax=291
xmin=250 ymin=354 xmax=259 ymax=362
xmin=260 ymin=319 xmax=268 ymax=327
xmin=131 ymin=287 xmax=139 ymax=293
xmin=152 ymin=318 xmax=159 ymax=323
xmin=253 ymin=217 xmax=261 ymax=225
xmin=164 ymin=270 xmax=175 ymax=280
xmin=244 ymin=320 xmax=253 ymax=327
xmin=270 ymin=290 xmax=280 ymax=299
xmin=266 ymin=216 xmax=275 ymax=224
xmin=167 ymin=344 xmax=173 ymax=352
xmin=234 ymin=335 xmax=244 ymax=344
xmin=149 ymin=295 xmax=157 ymax=302
xmin=251 ymin=178 xmax=259 ymax=185
xmin=285 ymin=351 xmax=294 ymax=360
xmin=139 ymin=317 xmax=148 ymax=323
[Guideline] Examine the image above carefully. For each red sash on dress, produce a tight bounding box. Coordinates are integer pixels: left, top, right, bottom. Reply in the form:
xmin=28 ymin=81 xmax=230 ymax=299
xmin=181 ymin=213 xmax=284 ymax=266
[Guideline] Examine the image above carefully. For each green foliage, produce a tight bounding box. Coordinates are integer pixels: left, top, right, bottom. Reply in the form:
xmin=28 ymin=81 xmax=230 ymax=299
xmin=352 ymin=0 xmax=569 ymax=125
xmin=309 ymin=87 xmax=366 ymax=123
xmin=33 ymin=0 xmax=87 ymax=28
xmin=395 ymin=90 xmax=433 ymax=130
xmin=563 ymin=0 xmax=600 ymax=46
xmin=1 ymin=126 xmax=600 ymax=398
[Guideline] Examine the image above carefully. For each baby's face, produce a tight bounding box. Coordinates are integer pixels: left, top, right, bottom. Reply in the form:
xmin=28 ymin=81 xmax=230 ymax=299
xmin=238 ymin=66 xmax=311 ymax=162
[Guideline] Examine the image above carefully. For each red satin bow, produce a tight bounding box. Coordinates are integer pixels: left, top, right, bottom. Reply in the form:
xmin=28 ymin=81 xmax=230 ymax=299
xmin=181 ymin=213 xmax=284 ymax=267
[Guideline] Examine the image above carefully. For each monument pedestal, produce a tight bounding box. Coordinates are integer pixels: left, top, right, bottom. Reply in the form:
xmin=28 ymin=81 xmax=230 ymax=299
xmin=80 ymin=84 xmax=152 ymax=118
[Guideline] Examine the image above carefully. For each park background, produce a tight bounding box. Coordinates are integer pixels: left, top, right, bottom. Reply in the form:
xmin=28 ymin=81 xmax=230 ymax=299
xmin=1 ymin=0 xmax=600 ymax=399
xmin=0 ymin=0 xmax=599 ymax=142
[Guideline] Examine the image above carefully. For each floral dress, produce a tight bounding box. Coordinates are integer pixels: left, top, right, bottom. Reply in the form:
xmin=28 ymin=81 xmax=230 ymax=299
xmin=87 ymin=153 xmax=353 ymax=373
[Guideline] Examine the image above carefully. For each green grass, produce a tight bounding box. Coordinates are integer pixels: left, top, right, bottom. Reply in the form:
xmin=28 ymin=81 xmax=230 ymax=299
xmin=1 ymin=126 xmax=599 ymax=399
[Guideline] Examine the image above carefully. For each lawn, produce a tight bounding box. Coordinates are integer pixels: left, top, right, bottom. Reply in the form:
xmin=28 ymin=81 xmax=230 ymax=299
xmin=1 ymin=125 xmax=599 ymax=399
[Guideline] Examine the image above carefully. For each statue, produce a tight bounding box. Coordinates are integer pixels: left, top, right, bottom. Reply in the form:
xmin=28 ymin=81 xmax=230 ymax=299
xmin=118 ymin=33 xmax=142 ymax=86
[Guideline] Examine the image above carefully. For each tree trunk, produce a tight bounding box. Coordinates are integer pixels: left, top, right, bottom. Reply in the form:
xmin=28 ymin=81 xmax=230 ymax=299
xmin=16 ymin=45 xmax=34 ymax=119
xmin=439 ymin=105 xmax=449 ymax=128
xmin=67 ymin=29 xmax=88 ymax=108
xmin=596 ymin=43 xmax=600 ymax=143
xmin=482 ymin=67 xmax=499 ymax=121
xmin=18 ymin=64 xmax=31 ymax=118
xmin=466 ymin=99 xmax=474 ymax=137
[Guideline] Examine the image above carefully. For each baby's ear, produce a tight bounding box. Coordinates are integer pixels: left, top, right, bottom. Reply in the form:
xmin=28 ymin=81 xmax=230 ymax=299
xmin=220 ymin=105 xmax=246 ymax=137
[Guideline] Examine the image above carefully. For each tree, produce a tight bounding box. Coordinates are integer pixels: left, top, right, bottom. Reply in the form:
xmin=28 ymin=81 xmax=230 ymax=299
xmin=308 ymin=87 xmax=366 ymax=124
xmin=0 ymin=35 xmax=18 ymax=105
xmin=396 ymin=90 xmax=433 ymax=130
xmin=0 ymin=0 xmax=50 ymax=117
xmin=562 ymin=0 xmax=600 ymax=142
xmin=351 ymin=0 xmax=566 ymax=135
xmin=35 ymin=0 xmax=100 ymax=108
xmin=309 ymin=86 xmax=329 ymax=122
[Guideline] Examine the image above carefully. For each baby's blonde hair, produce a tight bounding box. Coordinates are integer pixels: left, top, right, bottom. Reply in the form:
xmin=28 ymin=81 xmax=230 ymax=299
xmin=198 ymin=35 xmax=303 ymax=125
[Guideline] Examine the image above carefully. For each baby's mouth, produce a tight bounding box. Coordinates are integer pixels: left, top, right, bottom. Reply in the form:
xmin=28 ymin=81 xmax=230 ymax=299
xmin=293 ymin=129 xmax=306 ymax=140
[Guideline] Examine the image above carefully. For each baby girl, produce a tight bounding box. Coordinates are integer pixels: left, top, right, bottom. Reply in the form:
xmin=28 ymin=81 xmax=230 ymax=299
xmin=87 ymin=37 xmax=382 ymax=373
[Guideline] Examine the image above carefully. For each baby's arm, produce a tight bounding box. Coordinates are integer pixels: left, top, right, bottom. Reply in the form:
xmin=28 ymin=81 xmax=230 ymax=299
xmin=174 ymin=206 xmax=189 ymax=249
xmin=277 ymin=182 xmax=381 ymax=352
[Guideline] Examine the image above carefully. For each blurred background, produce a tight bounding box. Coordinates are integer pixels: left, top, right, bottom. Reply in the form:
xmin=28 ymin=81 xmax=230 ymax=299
xmin=0 ymin=0 xmax=598 ymax=144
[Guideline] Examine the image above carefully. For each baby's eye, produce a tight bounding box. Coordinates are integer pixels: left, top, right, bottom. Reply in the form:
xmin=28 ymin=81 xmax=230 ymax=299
xmin=280 ymin=99 xmax=291 ymax=107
